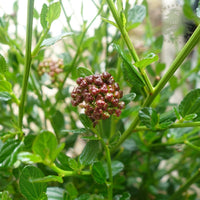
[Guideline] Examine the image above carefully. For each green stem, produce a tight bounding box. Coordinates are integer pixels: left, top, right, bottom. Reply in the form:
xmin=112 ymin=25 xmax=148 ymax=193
xmin=18 ymin=0 xmax=34 ymax=129
xmin=149 ymin=135 xmax=200 ymax=148
xmin=92 ymin=128 xmax=113 ymax=200
xmin=169 ymin=169 xmax=200 ymax=200
xmin=50 ymin=163 xmax=91 ymax=177
xmin=31 ymin=28 xmax=50 ymax=57
xmin=55 ymin=2 xmax=104 ymax=105
xmin=134 ymin=121 xmax=200 ymax=132
xmin=106 ymin=0 xmax=153 ymax=93
xmin=184 ymin=140 xmax=200 ymax=151
xmin=112 ymin=23 xmax=200 ymax=152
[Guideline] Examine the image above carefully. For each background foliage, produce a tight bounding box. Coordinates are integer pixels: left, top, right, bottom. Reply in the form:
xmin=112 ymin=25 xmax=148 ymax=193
xmin=1 ymin=0 xmax=200 ymax=199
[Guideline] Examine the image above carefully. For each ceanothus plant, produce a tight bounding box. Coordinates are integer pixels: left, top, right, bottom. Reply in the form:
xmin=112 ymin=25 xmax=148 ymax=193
xmin=0 ymin=0 xmax=200 ymax=200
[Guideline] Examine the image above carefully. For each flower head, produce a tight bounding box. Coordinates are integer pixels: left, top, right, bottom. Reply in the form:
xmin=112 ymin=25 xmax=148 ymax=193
xmin=71 ymin=72 xmax=125 ymax=127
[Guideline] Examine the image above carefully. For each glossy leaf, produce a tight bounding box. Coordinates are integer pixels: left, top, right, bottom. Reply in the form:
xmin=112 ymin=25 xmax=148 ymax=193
xmin=120 ymin=93 xmax=136 ymax=105
xmin=0 ymin=139 xmax=22 ymax=167
xmin=19 ymin=166 xmax=47 ymax=200
xmin=104 ymin=161 xmax=124 ymax=178
xmin=134 ymin=53 xmax=159 ymax=70
xmin=46 ymin=187 xmax=65 ymax=200
xmin=79 ymin=114 xmax=92 ymax=129
xmin=0 ymin=92 xmax=11 ymax=102
xmin=139 ymin=107 xmax=158 ymax=129
xmin=77 ymin=66 xmax=93 ymax=77
xmin=0 ymin=54 xmax=8 ymax=74
xmin=113 ymin=43 xmax=145 ymax=88
xmin=184 ymin=113 xmax=197 ymax=121
xmin=79 ymin=140 xmax=100 ymax=166
xmin=92 ymin=162 xmax=106 ymax=184
xmin=18 ymin=152 xmax=43 ymax=164
xmin=32 ymin=131 xmax=58 ymax=162
xmin=179 ymin=89 xmax=200 ymax=119
xmin=41 ymin=32 xmax=73 ymax=48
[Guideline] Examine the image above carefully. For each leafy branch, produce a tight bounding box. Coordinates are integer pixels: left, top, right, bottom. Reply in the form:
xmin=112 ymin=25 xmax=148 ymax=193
xmin=112 ymin=23 xmax=200 ymax=152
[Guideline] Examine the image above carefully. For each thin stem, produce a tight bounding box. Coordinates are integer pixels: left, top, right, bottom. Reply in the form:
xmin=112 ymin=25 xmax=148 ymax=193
xmin=169 ymin=169 xmax=200 ymax=200
xmin=55 ymin=2 xmax=104 ymax=105
xmin=112 ymin=24 xmax=200 ymax=152
xmin=184 ymin=140 xmax=200 ymax=151
xmin=149 ymin=135 xmax=200 ymax=148
xmin=50 ymin=163 xmax=91 ymax=177
xmin=134 ymin=121 xmax=200 ymax=132
xmin=31 ymin=28 xmax=50 ymax=57
xmin=18 ymin=0 xmax=34 ymax=129
xmin=106 ymin=0 xmax=153 ymax=93
xmin=91 ymin=128 xmax=113 ymax=200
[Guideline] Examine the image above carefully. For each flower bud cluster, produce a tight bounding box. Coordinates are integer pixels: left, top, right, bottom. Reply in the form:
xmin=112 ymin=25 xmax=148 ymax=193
xmin=38 ymin=58 xmax=64 ymax=84
xmin=71 ymin=72 xmax=125 ymax=126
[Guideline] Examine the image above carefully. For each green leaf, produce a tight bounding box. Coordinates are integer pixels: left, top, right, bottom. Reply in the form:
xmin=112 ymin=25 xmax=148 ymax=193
xmin=0 ymin=92 xmax=11 ymax=102
xmin=101 ymin=17 xmax=118 ymax=29
xmin=127 ymin=5 xmax=146 ymax=30
xmin=0 ymin=54 xmax=8 ymax=74
xmin=0 ymin=27 xmax=9 ymax=44
xmin=92 ymin=162 xmax=106 ymax=184
xmin=51 ymin=110 xmax=65 ymax=134
xmin=0 ymin=139 xmax=22 ymax=167
xmin=113 ymin=43 xmax=145 ymax=88
xmin=0 ymin=80 xmax=12 ymax=92
xmin=40 ymin=4 xmax=48 ymax=29
xmin=159 ymin=110 xmax=176 ymax=129
xmin=77 ymin=66 xmax=93 ymax=77
xmin=134 ymin=53 xmax=159 ymax=70
xmin=109 ymin=131 xmax=121 ymax=148
xmin=66 ymin=182 xmax=78 ymax=199
xmin=19 ymin=166 xmax=47 ymax=200
xmin=46 ymin=2 xmax=61 ymax=26
xmin=46 ymin=187 xmax=65 ymax=200
xmin=183 ymin=2 xmax=199 ymax=22
xmin=139 ymin=107 xmax=158 ymax=129
xmin=33 ymin=8 xmax=39 ymax=19
xmin=120 ymin=93 xmax=136 ymax=105
xmin=184 ymin=113 xmax=197 ymax=121
xmin=32 ymin=131 xmax=58 ymax=163
xmin=79 ymin=140 xmax=100 ymax=166
xmin=68 ymin=157 xmax=78 ymax=170
xmin=104 ymin=161 xmax=124 ymax=178
xmin=79 ymin=114 xmax=92 ymax=128
xmin=179 ymin=89 xmax=200 ymax=119
xmin=18 ymin=152 xmax=43 ymax=164
xmin=41 ymin=32 xmax=73 ymax=48
xmin=30 ymin=175 xmax=63 ymax=183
